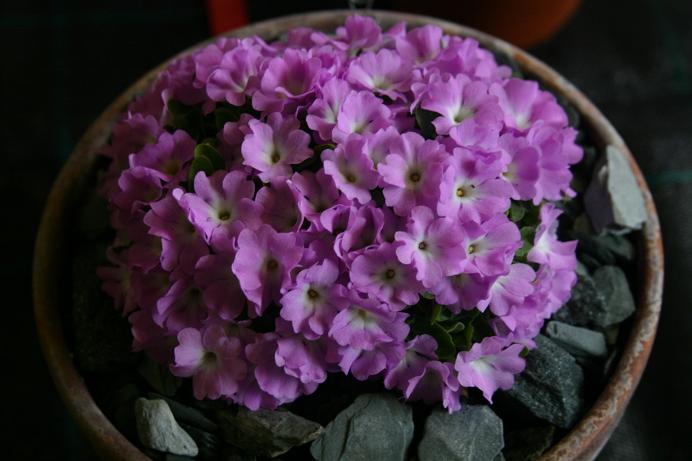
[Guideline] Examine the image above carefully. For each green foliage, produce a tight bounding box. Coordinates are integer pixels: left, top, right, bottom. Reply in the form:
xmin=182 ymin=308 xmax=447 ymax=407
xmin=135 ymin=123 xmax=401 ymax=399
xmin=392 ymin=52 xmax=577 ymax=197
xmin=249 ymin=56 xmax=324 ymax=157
xmin=414 ymin=106 xmax=438 ymax=139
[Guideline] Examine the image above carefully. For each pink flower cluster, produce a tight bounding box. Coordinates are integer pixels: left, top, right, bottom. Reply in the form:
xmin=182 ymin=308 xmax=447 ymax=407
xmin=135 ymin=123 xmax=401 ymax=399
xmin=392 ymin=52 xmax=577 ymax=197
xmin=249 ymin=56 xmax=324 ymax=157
xmin=99 ymin=15 xmax=581 ymax=412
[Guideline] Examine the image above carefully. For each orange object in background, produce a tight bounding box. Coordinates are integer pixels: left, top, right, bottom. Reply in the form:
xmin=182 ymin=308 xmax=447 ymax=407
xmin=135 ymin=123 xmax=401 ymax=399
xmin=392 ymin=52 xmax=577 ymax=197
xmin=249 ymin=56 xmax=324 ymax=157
xmin=206 ymin=0 xmax=249 ymax=35
xmin=391 ymin=0 xmax=582 ymax=48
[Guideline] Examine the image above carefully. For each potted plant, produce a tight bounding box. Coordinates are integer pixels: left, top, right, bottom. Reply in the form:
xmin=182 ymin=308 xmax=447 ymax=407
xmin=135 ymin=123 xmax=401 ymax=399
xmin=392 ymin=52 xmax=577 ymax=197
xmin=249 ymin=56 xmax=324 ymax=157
xmin=33 ymin=10 xmax=663 ymax=461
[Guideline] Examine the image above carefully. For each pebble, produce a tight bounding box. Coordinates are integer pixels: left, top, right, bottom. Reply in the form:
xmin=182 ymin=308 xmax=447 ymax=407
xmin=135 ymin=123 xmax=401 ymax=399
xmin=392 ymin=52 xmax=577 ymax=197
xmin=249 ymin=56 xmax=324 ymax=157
xmin=135 ymin=398 xmax=198 ymax=457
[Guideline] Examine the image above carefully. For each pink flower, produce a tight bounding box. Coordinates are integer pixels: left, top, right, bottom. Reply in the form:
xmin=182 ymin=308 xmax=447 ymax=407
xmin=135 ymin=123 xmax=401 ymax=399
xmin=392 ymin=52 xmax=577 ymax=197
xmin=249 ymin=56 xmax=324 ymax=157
xmin=498 ymin=133 xmax=540 ymax=200
xmin=206 ymin=46 xmax=263 ymax=105
xmin=490 ymin=78 xmax=567 ymax=131
xmin=405 ymin=361 xmax=461 ymax=412
xmin=420 ymin=74 xmax=502 ymax=136
xmin=455 ymin=337 xmax=526 ymax=402
xmin=478 ymin=263 xmax=536 ymax=316
xmin=290 ymin=170 xmax=347 ymax=229
xmin=527 ymin=123 xmax=582 ymax=203
xmin=306 ymin=79 xmax=352 ymax=142
xmin=155 ymin=274 xmax=208 ymax=332
xmin=129 ymin=130 xmax=195 ymax=186
xmin=437 ymin=147 xmax=511 ymax=222
xmin=334 ymin=204 xmax=384 ymax=260
xmin=170 ymin=324 xmax=247 ymax=400
xmin=252 ymin=49 xmax=323 ymax=113
xmin=347 ymin=49 xmax=412 ymax=100
xmin=255 ymin=179 xmax=303 ymax=232
xmin=143 ymin=195 xmax=209 ymax=274
xmin=280 ymin=260 xmax=347 ymax=339
xmin=461 ymin=215 xmax=521 ymax=277
xmin=362 ymin=126 xmax=399 ymax=166
xmin=174 ymin=171 xmax=261 ymax=253
xmin=378 ymin=133 xmax=446 ymax=215
xmin=432 ymin=272 xmax=494 ymax=313
xmin=332 ymin=91 xmax=392 ymax=143
xmin=394 ymin=206 xmax=466 ymax=288
xmin=232 ymin=225 xmax=303 ymax=315
xmin=329 ymin=295 xmax=409 ymax=350
xmin=395 ymin=25 xmax=443 ymax=64
xmin=194 ymin=254 xmax=246 ymax=321
xmin=528 ymin=203 xmax=578 ymax=271
xmin=322 ymin=136 xmax=379 ymax=204
xmin=241 ymin=112 xmax=312 ymax=181
xmin=335 ymin=15 xmax=381 ymax=53
xmin=384 ymin=335 xmax=437 ymax=390
xmin=351 ymin=242 xmax=422 ymax=309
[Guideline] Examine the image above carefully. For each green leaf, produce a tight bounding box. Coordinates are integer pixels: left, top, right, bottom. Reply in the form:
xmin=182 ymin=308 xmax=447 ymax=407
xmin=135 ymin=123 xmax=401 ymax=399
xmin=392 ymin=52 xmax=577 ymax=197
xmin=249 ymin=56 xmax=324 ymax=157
xmin=414 ymin=106 xmax=437 ymax=139
xmin=188 ymin=155 xmax=215 ymax=184
xmin=520 ymin=346 xmax=530 ymax=358
xmin=508 ymin=201 xmax=526 ymax=222
xmin=168 ymin=100 xmax=205 ymax=140
xmin=194 ymin=142 xmax=225 ymax=171
xmin=313 ymin=143 xmax=336 ymax=154
xmin=430 ymin=323 xmax=456 ymax=362
xmin=515 ymin=226 xmax=535 ymax=259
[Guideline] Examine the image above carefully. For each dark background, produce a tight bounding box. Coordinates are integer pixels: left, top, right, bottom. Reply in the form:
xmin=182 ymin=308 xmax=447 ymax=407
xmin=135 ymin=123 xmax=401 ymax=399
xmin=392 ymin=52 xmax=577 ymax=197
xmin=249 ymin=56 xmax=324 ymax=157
xmin=2 ymin=0 xmax=690 ymax=459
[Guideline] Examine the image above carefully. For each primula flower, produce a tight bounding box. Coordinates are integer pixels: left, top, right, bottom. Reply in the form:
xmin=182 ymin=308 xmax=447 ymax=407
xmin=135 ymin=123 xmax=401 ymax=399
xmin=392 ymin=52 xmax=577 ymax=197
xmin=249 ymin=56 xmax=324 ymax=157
xmin=155 ymin=274 xmax=209 ymax=332
xmin=490 ymin=78 xmax=567 ymax=132
xmin=384 ymin=335 xmax=437 ymax=390
xmin=274 ymin=335 xmax=328 ymax=385
xmin=170 ymin=325 xmax=247 ymax=400
xmin=335 ymin=14 xmax=381 ymax=53
xmin=129 ymin=130 xmax=195 ymax=185
xmin=395 ymin=24 xmax=443 ymax=64
xmin=328 ymin=340 xmax=405 ymax=381
xmin=241 ymin=112 xmax=312 ymax=181
xmin=527 ymin=123 xmax=582 ymax=203
xmin=194 ymin=254 xmax=246 ymax=321
xmin=405 ymin=361 xmax=462 ymax=412
xmin=97 ymin=247 xmax=137 ymax=315
xmin=329 ymin=295 xmax=409 ymax=350
xmin=252 ymin=48 xmax=323 ymax=113
xmin=478 ymin=263 xmax=536 ymax=316
xmin=174 ymin=171 xmax=261 ymax=253
xmin=255 ymin=179 xmax=303 ymax=232
xmin=432 ymin=272 xmax=494 ymax=313
xmin=206 ymin=46 xmax=263 ymax=105
xmin=350 ymin=242 xmax=422 ymax=309
xmin=306 ymin=79 xmax=352 ymax=141
xmin=394 ymin=206 xmax=466 ymax=288
xmin=130 ymin=306 xmax=176 ymax=363
xmin=334 ymin=204 xmax=384 ymax=259
xmin=102 ymin=113 xmax=161 ymax=173
xmin=111 ymin=166 xmax=165 ymax=216
xmin=290 ymin=170 xmax=347 ymax=229
xmin=347 ymin=49 xmax=412 ymax=100
xmin=461 ymin=215 xmax=522 ymax=277
xmin=455 ymin=336 xmax=526 ymax=402
xmin=232 ymin=225 xmax=303 ymax=315
xmin=246 ymin=333 xmax=319 ymax=402
xmin=528 ymin=203 xmax=578 ymax=271
xmin=378 ymin=133 xmax=446 ymax=215
xmin=437 ymin=147 xmax=511 ymax=222
xmin=420 ymin=74 xmax=503 ymax=136
xmin=362 ymin=126 xmax=399 ymax=166
xmin=143 ymin=195 xmax=209 ymax=274
xmin=322 ymin=136 xmax=379 ymax=204
xmin=498 ymin=133 xmax=540 ymax=200
xmin=280 ymin=260 xmax=347 ymax=339
xmin=332 ymin=91 xmax=392 ymax=143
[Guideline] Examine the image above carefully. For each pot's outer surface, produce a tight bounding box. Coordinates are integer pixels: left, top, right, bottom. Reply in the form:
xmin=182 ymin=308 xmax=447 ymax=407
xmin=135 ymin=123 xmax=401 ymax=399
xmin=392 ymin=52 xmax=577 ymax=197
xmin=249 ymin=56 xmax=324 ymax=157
xmin=33 ymin=10 xmax=664 ymax=461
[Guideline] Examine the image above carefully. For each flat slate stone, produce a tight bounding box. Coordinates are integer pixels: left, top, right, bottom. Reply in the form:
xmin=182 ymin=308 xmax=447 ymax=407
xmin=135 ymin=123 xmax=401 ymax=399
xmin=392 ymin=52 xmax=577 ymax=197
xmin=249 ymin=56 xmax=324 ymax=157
xmin=418 ymin=405 xmax=504 ymax=461
xmin=575 ymin=231 xmax=635 ymax=266
xmin=545 ymin=321 xmax=608 ymax=358
xmin=592 ymin=265 xmax=636 ymax=326
xmin=219 ymin=407 xmax=323 ymax=458
xmin=311 ymin=393 xmax=414 ymax=461
xmin=507 ymin=335 xmax=584 ymax=429
xmin=135 ymin=398 xmax=198 ymax=457
xmin=553 ymin=272 xmax=606 ymax=327
xmin=584 ymin=145 xmax=647 ymax=232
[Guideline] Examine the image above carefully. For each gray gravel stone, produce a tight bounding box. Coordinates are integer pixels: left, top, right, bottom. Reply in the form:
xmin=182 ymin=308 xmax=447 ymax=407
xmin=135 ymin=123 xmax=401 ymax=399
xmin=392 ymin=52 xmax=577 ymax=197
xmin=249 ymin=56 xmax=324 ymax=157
xmin=584 ymin=145 xmax=647 ymax=232
xmin=553 ymin=272 xmax=606 ymax=327
xmin=505 ymin=425 xmax=555 ymax=461
xmin=219 ymin=407 xmax=323 ymax=458
xmin=311 ymin=393 xmax=414 ymax=461
xmin=507 ymin=335 xmax=584 ymax=428
xmin=545 ymin=321 xmax=608 ymax=358
xmin=592 ymin=265 xmax=636 ymax=326
xmin=135 ymin=398 xmax=198 ymax=457
xmin=418 ymin=405 xmax=504 ymax=461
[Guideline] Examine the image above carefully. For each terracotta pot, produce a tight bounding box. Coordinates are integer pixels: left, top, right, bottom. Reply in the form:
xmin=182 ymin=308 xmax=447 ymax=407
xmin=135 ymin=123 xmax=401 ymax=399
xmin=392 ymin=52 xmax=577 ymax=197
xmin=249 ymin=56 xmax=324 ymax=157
xmin=390 ymin=0 xmax=582 ymax=48
xmin=33 ymin=10 xmax=663 ymax=461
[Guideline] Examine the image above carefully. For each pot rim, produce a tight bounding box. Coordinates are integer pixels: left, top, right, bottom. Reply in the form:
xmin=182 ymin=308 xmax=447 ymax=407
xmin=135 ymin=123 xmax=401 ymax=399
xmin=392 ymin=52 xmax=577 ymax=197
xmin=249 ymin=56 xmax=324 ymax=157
xmin=33 ymin=10 xmax=664 ymax=461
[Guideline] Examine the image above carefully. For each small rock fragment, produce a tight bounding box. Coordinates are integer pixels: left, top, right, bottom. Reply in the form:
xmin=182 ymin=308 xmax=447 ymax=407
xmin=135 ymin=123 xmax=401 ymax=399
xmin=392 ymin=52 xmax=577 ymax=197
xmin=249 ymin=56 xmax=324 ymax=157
xmin=135 ymin=398 xmax=198 ymax=457
xmin=418 ymin=405 xmax=504 ymax=461
xmin=506 ymin=335 xmax=584 ymax=428
xmin=311 ymin=393 xmax=414 ymax=461
xmin=592 ymin=265 xmax=636 ymax=326
xmin=148 ymin=393 xmax=218 ymax=432
xmin=553 ymin=272 xmax=606 ymax=327
xmin=504 ymin=425 xmax=555 ymax=461
xmin=575 ymin=231 xmax=635 ymax=266
xmin=219 ymin=407 xmax=323 ymax=458
xmin=584 ymin=145 xmax=647 ymax=232
xmin=545 ymin=321 xmax=607 ymax=358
